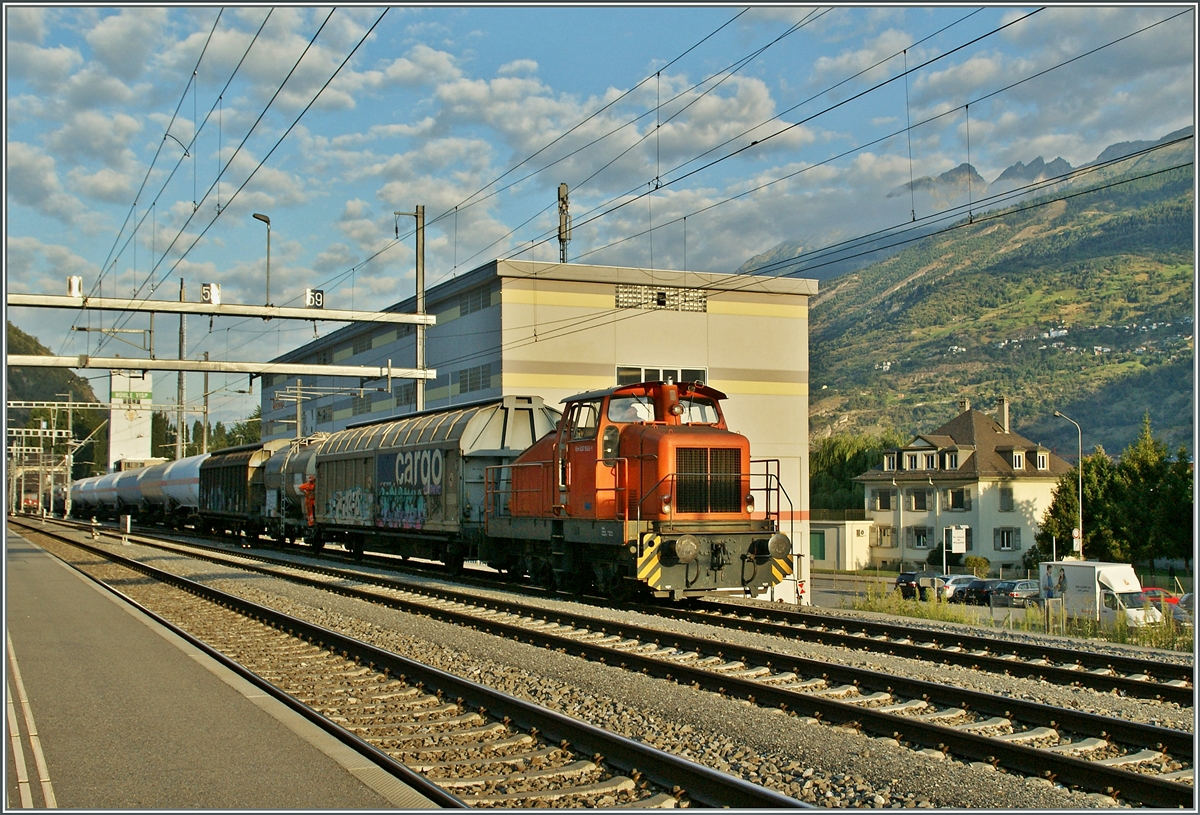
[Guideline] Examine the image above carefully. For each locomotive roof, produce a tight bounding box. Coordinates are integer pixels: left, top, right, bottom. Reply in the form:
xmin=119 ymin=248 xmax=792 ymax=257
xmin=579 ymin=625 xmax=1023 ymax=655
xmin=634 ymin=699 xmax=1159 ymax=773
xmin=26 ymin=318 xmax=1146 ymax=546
xmin=563 ymin=380 xmax=728 ymax=405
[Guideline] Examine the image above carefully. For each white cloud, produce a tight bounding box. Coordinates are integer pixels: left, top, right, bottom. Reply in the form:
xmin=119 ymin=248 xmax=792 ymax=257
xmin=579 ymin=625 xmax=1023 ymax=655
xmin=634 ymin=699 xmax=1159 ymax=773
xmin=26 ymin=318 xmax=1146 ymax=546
xmin=6 ymin=142 xmax=86 ymax=222
xmin=498 ymin=59 xmax=537 ymax=76
xmin=6 ymin=7 xmax=48 ymax=43
xmin=85 ymin=8 xmax=169 ymax=82
xmin=45 ymin=110 xmax=142 ymax=166
xmin=5 ymin=42 xmax=84 ymax=91
xmin=67 ymin=166 xmax=135 ymax=203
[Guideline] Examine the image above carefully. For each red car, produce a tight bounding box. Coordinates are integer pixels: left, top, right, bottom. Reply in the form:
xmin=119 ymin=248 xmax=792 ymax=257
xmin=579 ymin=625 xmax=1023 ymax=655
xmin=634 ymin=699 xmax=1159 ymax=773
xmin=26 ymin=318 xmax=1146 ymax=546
xmin=1141 ymin=587 xmax=1180 ymax=605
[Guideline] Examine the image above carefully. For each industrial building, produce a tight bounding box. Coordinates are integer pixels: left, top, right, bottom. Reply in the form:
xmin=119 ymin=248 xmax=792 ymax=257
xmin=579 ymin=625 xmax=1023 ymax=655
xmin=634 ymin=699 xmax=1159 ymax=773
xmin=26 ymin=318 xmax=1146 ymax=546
xmin=264 ymin=259 xmax=817 ymax=601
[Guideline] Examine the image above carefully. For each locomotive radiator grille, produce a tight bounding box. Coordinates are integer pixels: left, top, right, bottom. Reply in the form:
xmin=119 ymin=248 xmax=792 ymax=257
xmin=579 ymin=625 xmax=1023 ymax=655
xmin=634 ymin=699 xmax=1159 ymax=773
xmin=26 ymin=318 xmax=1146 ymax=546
xmin=676 ymin=448 xmax=741 ymax=513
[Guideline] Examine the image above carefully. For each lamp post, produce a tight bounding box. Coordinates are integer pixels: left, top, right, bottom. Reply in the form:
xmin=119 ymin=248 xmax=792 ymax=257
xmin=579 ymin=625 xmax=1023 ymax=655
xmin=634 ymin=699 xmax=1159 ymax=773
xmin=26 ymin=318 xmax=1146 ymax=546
xmin=1053 ymin=410 xmax=1083 ymax=556
xmin=253 ymin=213 xmax=271 ymax=306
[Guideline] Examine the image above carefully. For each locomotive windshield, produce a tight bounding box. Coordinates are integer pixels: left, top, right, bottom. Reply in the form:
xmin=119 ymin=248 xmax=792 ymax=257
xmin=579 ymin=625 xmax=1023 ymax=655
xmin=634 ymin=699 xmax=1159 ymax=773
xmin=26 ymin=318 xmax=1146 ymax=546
xmin=607 ymin=396 xmax=653 ymax=423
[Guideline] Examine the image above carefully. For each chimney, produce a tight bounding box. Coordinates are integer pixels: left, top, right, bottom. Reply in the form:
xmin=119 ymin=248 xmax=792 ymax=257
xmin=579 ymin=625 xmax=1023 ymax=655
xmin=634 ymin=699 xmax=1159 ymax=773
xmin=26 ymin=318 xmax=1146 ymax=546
xmin=997 ymin=396 xmax=1010 ymax=433
xmin=958 ymin=398 xmax=970 ymax=414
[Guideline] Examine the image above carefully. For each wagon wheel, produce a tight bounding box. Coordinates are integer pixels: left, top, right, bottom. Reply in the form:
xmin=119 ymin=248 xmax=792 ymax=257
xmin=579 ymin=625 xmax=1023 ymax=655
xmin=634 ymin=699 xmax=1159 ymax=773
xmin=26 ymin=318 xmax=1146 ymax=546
xmin=533 ymin=559 xmax=557 ymax=592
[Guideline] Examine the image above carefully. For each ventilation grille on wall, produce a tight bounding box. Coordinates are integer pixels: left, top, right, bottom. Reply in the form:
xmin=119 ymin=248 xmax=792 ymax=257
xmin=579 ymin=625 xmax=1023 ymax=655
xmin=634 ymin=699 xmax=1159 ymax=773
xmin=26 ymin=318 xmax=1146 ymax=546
xmin=615 ymin=284 xmax=707 ymax=313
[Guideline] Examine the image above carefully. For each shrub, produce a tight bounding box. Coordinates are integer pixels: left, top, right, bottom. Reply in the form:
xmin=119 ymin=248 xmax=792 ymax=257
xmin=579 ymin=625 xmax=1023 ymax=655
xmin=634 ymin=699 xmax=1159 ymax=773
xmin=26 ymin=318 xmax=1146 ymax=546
xmin=964 ymin=555 xmax=990 ymax=577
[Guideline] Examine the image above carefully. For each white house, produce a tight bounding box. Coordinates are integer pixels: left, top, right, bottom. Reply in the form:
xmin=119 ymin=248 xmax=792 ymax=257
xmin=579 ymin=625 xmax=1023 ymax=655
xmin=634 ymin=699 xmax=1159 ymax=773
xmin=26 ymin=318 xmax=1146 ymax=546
xmin=854 ymin=398 xmax=1073 ymax=576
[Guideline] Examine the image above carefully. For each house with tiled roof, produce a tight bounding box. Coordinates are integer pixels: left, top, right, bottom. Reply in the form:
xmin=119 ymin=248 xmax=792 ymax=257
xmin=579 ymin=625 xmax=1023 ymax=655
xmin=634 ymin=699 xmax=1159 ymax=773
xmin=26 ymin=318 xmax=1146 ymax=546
xmin=854 ymin=398 xmax=1073 ymax=575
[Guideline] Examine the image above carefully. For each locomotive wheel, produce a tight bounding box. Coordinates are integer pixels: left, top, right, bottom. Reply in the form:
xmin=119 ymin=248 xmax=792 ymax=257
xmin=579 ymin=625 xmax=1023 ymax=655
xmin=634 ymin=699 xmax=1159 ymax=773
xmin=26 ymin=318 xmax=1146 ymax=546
xmin=445 ymin=553 xmax=465 ymax=576
xmin=307 ymin=536 xmax=325 ymax=552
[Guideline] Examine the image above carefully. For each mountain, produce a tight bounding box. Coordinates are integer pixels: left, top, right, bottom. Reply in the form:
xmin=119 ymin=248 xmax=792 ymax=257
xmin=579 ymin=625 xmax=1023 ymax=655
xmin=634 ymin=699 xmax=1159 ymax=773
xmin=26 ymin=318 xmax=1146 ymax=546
xmin=738 ymin=127 xmax=1194 ymax=283
xmin=798 ymin=132 xmax=1194 ymax=457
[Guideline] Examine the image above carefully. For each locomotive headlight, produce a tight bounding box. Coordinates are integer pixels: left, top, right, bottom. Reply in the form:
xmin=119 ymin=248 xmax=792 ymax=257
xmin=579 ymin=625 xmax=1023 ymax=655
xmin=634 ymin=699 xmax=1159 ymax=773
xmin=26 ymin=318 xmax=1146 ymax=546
xmin=670 ymin=534 xmax=700 ymax=564
xmin=660 ymin=494 xmax=671 ymax=515
xmin=745 ymin=493 xmax=755 ymax=513
xmin=768 ymin=532 xmax=791 ymax=559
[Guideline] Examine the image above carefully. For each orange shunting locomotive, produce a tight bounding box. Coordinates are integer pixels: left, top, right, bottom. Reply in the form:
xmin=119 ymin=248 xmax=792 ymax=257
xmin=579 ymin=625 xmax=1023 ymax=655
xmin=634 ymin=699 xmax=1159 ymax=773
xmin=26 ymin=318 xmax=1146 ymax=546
xmin=483 ymin=380 xmax=793 ymax=600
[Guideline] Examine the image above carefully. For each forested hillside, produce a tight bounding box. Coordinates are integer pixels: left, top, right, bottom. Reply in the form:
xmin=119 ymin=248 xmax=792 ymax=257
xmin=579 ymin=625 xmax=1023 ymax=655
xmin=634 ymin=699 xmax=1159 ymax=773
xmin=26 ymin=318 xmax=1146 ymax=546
xmin=6 ymin=322 xmax=109 ymax=477
xmin=806 ymin=151 xmax=1193 ymax=457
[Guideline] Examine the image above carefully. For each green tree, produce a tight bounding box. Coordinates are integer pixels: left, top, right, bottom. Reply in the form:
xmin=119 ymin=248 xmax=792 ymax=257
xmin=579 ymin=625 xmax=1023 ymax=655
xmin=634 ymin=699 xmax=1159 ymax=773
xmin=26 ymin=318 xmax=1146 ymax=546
xmin=1033 ymin=416 xmax=1193 ymax=566
xmin=227 ymin=405 xmax=261 ymax=447
xmin=1115 ymin=415 xmax=1170 ymax=566
xmin=810 ymin=429 xmax=907 ymax=510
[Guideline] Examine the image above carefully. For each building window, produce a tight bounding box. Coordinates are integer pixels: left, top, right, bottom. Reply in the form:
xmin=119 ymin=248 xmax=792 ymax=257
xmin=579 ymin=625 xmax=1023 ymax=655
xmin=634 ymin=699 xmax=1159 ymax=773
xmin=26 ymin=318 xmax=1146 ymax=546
xmin=617 ymin=365 xmax=706 ymax=386
xmin=1036 ymin=453 xmax=1049 ymax=470
xmin=999 ymin=486 xmax=1014 ymax=512
xmin=315 ymin=406 xmax=333 ymax=425
xmin=923 ymin=453 xmax=937 ymax=470
xmin=457 ymin=362 xmax=493 ymax=395
xmin=459 ymin=282 xmax=497 ymax=317
xmin=352 ymin=333 xmax=373 ymax=356
xmin=993 ymin=527 xmax=1022 ymax=551
xmin=944 ymin=487 xmax=971 ymax=510
xmin=874 ymin=489 xmax=893 ymax=511
xmin=909 ymin=489 xmax=929 ymax=512
xmin=810 ymin=530 xmax=826 ymax=560
xmin=906 ymin=526 xmax=934 ymax=549
xmin=943 ymin=525 xmax=974 ymax=551
xmin=883 ymin=453 xmax=896 ymax=471
xmin=905 ymin=453 xmax=918 ymax=470
xmin=352 ymin=394 xmax=372 ymax=416
xmin=944 ymin=452 xmax=958 ymax=470
xmin=394 ymin=382 xmax=416 ymax=408
xmin=1012 ymin=451 xmax=1024 ymax=470
xmin=316 ymin=349 xmax=332 ymax=365
xmin=871 ymin=526 xmax=895 ymax=548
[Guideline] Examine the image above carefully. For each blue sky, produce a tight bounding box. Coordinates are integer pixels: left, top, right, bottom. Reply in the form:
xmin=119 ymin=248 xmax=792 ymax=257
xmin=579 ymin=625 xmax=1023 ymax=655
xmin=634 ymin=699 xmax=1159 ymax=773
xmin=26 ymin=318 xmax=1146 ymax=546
xmin=5 ymin=5 xmax=1195 ymax=424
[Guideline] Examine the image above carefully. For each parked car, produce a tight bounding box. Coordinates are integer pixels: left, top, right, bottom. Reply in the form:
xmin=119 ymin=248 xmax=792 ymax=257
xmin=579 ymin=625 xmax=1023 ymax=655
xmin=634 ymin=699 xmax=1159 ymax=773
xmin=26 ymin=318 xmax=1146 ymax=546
xmin=1172 ymin=593 xmax=1194 ymax=627
xmin=939 ymin=574 xmax=979 ymax=602
xmin=1141 ymin=587 xmax=1180 ymax=606
xmin=993 ymin=579 xmax=1040 ymax=608
xmin=895 ymin=571 xmax=939 ymax=600
xmin=959 ymin=578 xmax=1000 ymax=605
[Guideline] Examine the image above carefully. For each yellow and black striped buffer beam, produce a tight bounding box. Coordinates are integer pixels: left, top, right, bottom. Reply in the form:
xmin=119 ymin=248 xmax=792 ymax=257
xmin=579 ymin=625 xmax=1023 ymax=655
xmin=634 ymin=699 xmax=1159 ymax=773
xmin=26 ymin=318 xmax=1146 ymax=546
xmin=636 ymin=533 xmax=664 ymax=588
xmin=771 ymin=555 xmax=793 ymax=584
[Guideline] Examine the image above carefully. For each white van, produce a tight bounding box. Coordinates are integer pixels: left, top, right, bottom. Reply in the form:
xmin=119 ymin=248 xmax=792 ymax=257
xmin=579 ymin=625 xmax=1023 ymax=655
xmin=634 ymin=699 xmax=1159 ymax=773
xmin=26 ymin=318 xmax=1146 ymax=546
xmin=1040 ymin=560 xmax=1163 ymax=628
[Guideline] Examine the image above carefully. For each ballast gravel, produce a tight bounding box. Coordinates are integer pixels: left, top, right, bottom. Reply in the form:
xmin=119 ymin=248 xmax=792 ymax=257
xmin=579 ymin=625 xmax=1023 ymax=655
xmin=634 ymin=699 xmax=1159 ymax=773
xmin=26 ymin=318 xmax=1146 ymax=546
xmin=113 ymin=544 xmax=1197 ymax=809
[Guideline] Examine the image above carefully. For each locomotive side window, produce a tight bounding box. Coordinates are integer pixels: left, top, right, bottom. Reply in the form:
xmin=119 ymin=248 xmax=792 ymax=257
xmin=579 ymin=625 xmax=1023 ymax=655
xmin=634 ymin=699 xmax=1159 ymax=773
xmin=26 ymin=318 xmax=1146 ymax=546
xmin=567 ymin=400 xmax=601 ymax=439
xmin=678 ymin=397 xmax=719 ymax=424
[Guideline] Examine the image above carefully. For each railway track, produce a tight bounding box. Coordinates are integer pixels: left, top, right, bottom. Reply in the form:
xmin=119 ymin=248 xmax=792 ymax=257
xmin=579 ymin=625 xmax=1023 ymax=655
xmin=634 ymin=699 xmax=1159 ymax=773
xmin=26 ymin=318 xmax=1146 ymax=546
xmin=23 ymin=518 xmax=1195 ymax=807
xmin=649 ymin=599 xmax=1195 ymax=702
xmin=66 ymin=515 xmax=1194 ymax=703
xmin=12 ymin=518 xmax=803 ymax=809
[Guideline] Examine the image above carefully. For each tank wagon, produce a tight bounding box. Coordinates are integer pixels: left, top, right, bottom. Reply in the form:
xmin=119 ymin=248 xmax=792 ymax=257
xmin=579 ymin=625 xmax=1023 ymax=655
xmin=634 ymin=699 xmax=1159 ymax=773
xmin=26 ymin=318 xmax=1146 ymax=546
xmin=139 ymin=454 xmax=210 ymax=527
xmin=67 ymin=383 xmax=794 ymax=601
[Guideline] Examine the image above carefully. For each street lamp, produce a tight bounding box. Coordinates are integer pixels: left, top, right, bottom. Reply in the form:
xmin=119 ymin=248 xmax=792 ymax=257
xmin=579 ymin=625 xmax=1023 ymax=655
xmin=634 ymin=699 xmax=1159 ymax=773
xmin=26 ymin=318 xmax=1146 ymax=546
xmin=252 ymin=213 xmax=271 ymax=306
xmin=1053 ymin=410 xmax=1083 ymax=556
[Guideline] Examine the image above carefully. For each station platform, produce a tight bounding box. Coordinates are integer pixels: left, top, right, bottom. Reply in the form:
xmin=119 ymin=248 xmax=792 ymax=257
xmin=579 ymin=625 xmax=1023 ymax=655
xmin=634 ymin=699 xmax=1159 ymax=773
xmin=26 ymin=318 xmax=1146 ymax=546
xmin=5 ymin=529 xmax=438 ymax=809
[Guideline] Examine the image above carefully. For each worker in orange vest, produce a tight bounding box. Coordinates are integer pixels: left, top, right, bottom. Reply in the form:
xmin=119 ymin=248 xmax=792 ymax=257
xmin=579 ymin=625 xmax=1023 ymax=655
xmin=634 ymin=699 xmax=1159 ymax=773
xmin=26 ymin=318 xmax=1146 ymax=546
xmin=297 ymin=475 xmax=316 ymax=527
